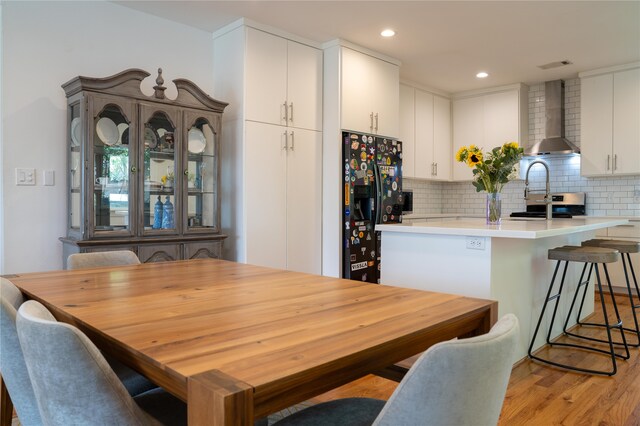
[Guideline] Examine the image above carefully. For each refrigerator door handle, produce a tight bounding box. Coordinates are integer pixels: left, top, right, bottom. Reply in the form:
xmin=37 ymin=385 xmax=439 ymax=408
xmin=374 ymin=163 xmax=383 ymax=225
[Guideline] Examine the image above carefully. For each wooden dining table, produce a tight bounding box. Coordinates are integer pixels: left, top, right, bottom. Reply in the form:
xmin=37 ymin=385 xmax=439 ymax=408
xmin=4 ymin=259 xmax=497 ymax=425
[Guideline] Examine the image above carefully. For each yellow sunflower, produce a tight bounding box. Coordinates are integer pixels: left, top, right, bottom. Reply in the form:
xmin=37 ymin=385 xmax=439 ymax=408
xmin=467 ymin=150 xmax=483 ymax=167
xmin=455 ymin=146 xmax=467 ymax=162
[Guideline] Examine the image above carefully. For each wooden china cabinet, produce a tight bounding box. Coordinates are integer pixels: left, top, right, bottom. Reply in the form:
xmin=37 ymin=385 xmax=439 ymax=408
xmin=59 ymin=68 xmax=228 ymax=267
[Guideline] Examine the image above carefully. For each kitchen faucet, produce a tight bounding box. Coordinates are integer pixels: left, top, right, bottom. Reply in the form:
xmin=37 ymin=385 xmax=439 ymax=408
xmin=524 ymin=159 xmax=553 ymax=220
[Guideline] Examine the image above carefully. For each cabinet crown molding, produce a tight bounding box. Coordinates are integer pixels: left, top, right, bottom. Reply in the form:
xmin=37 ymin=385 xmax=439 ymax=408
xmin=578 ymin=62 xmax=640 ymax=78
xmin=322 ymin=39 xmax=401 ymax=66
xmin=62 ymin=68 xmax=228 ymax=112
xmin=212 ymin=17 xmax=322 ymax=49
xmin=452 ymin=83 xmax=528 ymax=99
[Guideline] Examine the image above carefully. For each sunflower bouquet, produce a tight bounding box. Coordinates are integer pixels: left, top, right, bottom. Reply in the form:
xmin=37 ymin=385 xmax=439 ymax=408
xmin=455 ymin=142 xmax=524 ymax=193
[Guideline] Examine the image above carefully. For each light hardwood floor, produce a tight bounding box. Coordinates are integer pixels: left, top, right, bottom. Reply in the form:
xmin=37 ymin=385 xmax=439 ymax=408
xmin=311 ymin=294 xmax=640 ymax=425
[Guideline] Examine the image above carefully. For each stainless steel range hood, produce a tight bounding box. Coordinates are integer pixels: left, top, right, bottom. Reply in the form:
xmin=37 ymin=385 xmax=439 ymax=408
xmin=525 ymin=80 xmax=580 ymax=156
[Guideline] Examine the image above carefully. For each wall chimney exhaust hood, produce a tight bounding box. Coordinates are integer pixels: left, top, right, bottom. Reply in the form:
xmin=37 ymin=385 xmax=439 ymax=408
xmin=525 ymin=80 xmax=580 ymax=156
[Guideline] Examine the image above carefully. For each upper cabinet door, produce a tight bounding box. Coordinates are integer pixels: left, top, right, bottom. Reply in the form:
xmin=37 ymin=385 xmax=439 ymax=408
xmin=581 ymin=74 xmax=613 ymax=176
xmin=452 ymin=96 xmax=484 ymax=181
xmin=433 ymin=95 xmax=451 ymax=180
xmin=414 ymin=90 xmax=434 ymax=179
xmin=483 ymin=90 xmax=519 ymax=145
xmin=370 ymin=55 xmax=400 ymax=138
xmin=341 ymin=47 xmax=374 ymax=134
xmin=613 ymin=68 xmax=640 ymax=175
xmin=399 ymin=84 xmax=415 ymax=178
xmin=287 ymin=40 xmax=322 ymax=131
xmin=340 ymin=47 xmax=400 ymax=137
xmin=245 ymin=28 xmax=288 ymax=126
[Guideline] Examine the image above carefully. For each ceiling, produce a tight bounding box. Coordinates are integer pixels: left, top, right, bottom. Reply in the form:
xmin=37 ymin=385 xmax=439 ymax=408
xmin=115 ymin=1 xmax=640 ymax=93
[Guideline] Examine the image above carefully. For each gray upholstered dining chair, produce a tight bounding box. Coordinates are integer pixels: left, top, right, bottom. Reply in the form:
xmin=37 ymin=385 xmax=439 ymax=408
xmin=0 ymin=278 xmax=43 ymax=426
xmin=16 ymin=300 xmax=187 ymax=426
xmin=274 ymin=314 xmax=519 ymax=426
xmin=67 ymin=250 xmax=141 ymax=269
xmin=66 ymin=250 xmax=158 ymax=397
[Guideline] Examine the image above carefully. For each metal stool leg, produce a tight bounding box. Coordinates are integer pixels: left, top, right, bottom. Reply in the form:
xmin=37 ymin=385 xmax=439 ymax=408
xmin=529 ymin=260 xmax=564 ymax=356
xmin=622 ymin=253 xmax=640 ymax=346
xmin=562 ymin=262 xmax=591 ymax=332
xmin=529 ymin=260 xmax=628 ymax=376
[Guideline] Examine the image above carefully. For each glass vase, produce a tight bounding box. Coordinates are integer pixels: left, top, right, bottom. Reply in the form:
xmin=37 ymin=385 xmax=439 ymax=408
xmin=486 ymin=192 xmax=502 ymax=225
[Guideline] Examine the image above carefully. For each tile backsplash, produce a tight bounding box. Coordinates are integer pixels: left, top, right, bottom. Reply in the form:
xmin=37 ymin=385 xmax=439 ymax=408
xmin=406 ymin=78 xmax=640 ymax=217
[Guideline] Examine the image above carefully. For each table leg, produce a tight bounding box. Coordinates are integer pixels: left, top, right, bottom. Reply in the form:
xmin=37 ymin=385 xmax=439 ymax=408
xmin=1 ymin=375 xmax=14 ymax=426
xmin=188 ymin=370 xmax=253 ymax=426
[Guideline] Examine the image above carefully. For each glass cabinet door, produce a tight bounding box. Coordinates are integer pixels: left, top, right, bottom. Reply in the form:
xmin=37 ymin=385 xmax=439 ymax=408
xmin=185 ymin=113 xmax=219 ymax=233
xmin=140 ymin=104 xmax=180 ymax=234
xmin=68 ymin=102 xmax=82 ymax=232
xmin=90 ymin=97 xmax=135 ymax=236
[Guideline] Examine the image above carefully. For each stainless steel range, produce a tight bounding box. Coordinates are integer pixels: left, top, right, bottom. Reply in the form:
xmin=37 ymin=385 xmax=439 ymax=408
xmin=510 ymin=192 xmax=586 ymax=219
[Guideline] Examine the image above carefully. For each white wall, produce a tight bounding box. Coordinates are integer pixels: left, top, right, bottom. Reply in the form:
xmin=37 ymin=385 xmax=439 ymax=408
xmin=2 ymin=1 xmax=215 ymax=274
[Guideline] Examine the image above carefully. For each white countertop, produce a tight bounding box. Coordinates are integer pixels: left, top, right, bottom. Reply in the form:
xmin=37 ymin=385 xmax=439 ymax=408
xmin=377 ymin=217 xmax=629 ymax=239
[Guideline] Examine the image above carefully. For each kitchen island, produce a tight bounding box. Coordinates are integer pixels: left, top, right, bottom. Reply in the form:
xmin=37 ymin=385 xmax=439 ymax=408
xmin=377 ymin=217 xmax=629 ymax=360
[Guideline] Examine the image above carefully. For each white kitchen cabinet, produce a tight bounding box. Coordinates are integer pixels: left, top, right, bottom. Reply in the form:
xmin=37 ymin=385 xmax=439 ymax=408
xmin=580 ymin=64 xmax=640 ymax=176
xmin=399 ymin=84 xmax=415 ymax=178
xmin=246 ymin=27 xmax=322 ymax=131
xmin=433 ymin=95 xmax=452 ymax=180
xmin=399 ymin=84 xmax=451 ymax=180
xmin=322 ymin=41 xmax=401 ymax=277
xmin=213 ymin=21 xmax=323 ymax=273
xmin=341 ymin=47 xmax=400 ymax=137
xmin=452 ymin=84 xmax=528 ymax=181
xmin=245 ymin=122 xmax=322 ymax=273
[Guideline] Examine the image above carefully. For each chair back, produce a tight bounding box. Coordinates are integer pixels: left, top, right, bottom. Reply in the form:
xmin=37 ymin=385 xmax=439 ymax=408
xmin=0 ymin=278 xmax=43 ymax=426
xmin=67 ymin=250 xmax=141 ymax=270
xmin=373 ymin=314 xmax=519 ymax=426
xmin=16 ymin=300 xmax=157 ymax=426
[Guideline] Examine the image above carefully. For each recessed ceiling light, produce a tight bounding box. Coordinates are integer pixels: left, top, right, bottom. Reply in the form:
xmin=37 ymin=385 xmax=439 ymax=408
xmin=476 ymin=72 xmax=489 ymax=78
xmin=381 ymin=29 xmax=396 ymax=37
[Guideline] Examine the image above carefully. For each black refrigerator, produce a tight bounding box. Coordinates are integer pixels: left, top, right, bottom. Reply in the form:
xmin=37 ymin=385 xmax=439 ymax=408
xmin=342 ymin=131 xmax=403 ymax=283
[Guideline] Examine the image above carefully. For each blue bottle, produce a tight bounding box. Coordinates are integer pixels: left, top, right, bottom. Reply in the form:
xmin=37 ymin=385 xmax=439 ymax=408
xmin=162 ymin=196 xmax=174 ymax=229
xmin=153 ymin=196 xmax=163 ymax=229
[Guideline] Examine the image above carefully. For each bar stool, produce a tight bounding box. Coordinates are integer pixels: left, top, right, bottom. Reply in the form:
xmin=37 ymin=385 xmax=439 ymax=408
xmin=567 ymin=239 xmax=640 ymax=346
xmin=528 ymin=245 xmax=629 ymax=376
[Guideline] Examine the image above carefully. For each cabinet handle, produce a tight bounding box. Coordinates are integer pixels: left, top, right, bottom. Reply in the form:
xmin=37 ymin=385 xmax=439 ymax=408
xmin=282 ymin=132 xmax=288 ymax=151
xmin=290 ymin=131 xmax=295 ymax=151
xmin=184 ymin=170 xmax=189 ymax=176
xmin=289 ymin=102 xmax=294 ymax=124
xmin=282 ymin=101 xmax=288 ymax=123
xmin=614 ymin=154 xmax=617 ymax=171
xmin=375 ymin=113 xmax=379 ymax=133
xmin=370 ymin=112 xmax=374 ymax=132
xmin=435 ymin=162 xmax=438 ymax=176
xmin=130 ymin=166 xmax=137 ymax=173
xmin=607 ymin=155 xmax=611 ymax=171
xmin=431 ymin=163 xmax=434 ymax=176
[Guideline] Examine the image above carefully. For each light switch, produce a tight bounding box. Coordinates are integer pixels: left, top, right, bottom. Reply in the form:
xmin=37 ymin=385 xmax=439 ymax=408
xmin=43 ymin=170 xmax=55 ymax=186
xmin=15 ymin=168 xmax=36 ymax=186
